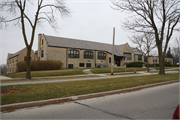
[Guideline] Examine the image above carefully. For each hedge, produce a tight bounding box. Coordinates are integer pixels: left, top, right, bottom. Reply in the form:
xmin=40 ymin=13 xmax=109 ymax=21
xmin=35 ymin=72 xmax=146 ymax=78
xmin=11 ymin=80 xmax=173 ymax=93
xmin=127 ymin=62 xmax=144 ymax=67
xmin=17 ymin=60 xmax=63 ymax=72
xmin=127 ymin=61 xmax=172 ymax=67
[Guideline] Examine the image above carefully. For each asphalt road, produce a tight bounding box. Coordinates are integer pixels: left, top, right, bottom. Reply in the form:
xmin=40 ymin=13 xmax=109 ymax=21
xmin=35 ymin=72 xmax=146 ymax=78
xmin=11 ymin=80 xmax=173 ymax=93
xmin=1 ymin=82 xmax=179 ymax=119
xmin=1 ymin=71 xmax=178 ymax=86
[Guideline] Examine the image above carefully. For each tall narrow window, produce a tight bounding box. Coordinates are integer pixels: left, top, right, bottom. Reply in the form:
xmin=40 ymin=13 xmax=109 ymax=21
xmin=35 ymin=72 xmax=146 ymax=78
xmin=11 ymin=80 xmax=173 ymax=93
xmin=109 ymin=57 xmax=111 ymax=63
xmin=16 ymin=56 xmax=18 ymax=62
xmin=42 ymin=39 xmax=43 ymax=45
xmin=138 ymin=55 xmax=142 ymax=61
xmin=41 ymin=50 xmax=44 ymax=58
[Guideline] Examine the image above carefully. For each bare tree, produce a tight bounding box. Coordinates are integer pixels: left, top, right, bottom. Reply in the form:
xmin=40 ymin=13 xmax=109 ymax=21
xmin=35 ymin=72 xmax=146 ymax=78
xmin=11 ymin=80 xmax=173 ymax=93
xmin=0 ymin=0 xmax=71 ymax=79
xmin=112 ymin=0 xmax=180 ymax=74
xmin=0 ymin=64 xmax=7 ymax=75
xmin=172 ymin=37 xmax=180 ymax=64
xmin=130 ymin=33 xmax=156 ymax=72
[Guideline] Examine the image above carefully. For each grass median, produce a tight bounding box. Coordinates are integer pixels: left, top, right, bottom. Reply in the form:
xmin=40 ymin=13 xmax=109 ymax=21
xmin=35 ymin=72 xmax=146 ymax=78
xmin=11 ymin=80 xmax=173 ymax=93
xmin=5 ymin=69 xmax=85 ymax=78
xmin=90 ymin=67 xmax=147 ymax=74
xmin=1 ymin=73 xmax=179 ymax=105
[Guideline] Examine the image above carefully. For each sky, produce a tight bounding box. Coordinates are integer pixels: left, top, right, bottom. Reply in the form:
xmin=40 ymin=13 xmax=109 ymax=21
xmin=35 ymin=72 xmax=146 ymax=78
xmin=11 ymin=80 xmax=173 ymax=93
xmin=0 ymin=0 xmax=179 ymax=65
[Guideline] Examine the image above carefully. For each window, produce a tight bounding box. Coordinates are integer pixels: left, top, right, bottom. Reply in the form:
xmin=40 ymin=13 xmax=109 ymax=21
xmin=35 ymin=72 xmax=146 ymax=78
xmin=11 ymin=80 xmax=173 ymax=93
xmin=12 ymin=59 xmax=14 ymax=63
xmin=79 ymin=63 xmax=84 ymax=67
xmin=84 ymin=51 xmax=93 ymax=59
xmin=109 ymin=57 xmax=111 ymax=63
xmin=42 ymin=39 xmax=43 ymax=45
xmin=138 ymin=55 xmax=142 ymax=61
xmin=153 ymin=57 xmax=157 ymax=63
xmin=16 ymin=57 xmax=18 ymax=62
xmin=124 ymin=53 xmax=131 ymax=60
xmin=68 ymin=64 xmax=73 ymax=69
xmin=98 ymin=52 xmax=106 ymax=60
xmin=24 ymin=57 xmax=31 ymax=61
xmin=41 ymin=50 xmax=44 ymax=58
xmin=10 ymin=60 xmax=11 ymax=64
xmin=68 ymin=50 xmax=79 ymax=58
xmin=86 ymin=63 xmax=91 ymax=67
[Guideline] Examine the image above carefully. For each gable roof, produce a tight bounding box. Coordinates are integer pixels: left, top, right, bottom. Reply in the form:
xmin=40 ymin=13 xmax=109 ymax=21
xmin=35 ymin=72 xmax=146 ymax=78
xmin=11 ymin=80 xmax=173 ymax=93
xmin=131 ymin=47 xmax=144 ymax=55
xmin=8 ymin=48 xmax=26 ymax=59
xmin=43 ymin=34 xmax=125 ymax=57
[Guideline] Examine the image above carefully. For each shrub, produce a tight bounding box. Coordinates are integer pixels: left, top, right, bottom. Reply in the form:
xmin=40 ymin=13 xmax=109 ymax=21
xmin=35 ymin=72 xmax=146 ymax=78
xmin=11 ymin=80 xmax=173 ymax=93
xmin=127 ymin=62 xmax=144 ymax=67
xmin=146 ymin=61 xmax=172 ymax=67
xmin=17 ymin=60 xmax=63 ymax=72
xmin=164 ymin=61 xmax=173 ymax=66
xmin=146 ymin=63 xmax=159 ymax=67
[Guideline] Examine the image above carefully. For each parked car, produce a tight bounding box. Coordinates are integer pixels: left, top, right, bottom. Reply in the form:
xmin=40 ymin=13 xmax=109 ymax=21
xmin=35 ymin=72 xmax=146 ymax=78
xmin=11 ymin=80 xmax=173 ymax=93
xmin=173 ymin=104 xmax=179 ymax=119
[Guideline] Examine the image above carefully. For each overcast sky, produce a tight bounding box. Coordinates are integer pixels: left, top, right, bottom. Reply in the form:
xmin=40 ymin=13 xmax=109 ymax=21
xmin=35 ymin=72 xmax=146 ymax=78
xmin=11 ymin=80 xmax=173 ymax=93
xmin=0 ymin=0 xmax=178 ymax=65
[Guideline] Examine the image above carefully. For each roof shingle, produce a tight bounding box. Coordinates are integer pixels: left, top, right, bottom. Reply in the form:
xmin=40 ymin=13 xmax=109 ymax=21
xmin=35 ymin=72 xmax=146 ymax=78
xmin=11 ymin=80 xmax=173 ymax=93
xmin=44 ymin=35 xmax=125 ymax=57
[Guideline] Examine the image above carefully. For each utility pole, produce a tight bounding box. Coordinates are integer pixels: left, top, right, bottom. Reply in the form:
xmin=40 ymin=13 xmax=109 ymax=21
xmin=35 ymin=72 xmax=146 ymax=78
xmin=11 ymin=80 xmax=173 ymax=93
xmin=111 ymin=27 xmax=115 ymax=75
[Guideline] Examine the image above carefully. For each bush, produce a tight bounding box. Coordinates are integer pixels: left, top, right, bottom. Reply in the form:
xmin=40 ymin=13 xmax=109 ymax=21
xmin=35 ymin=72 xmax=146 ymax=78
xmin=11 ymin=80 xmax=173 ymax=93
xmin=127 ymin=62 xmax=144 ymax=67
xmin=164 ymin=61 xmax=173 ymax=66
xmin=146 ymin=63 xmax=159 ymax=67
xmin=146 ymin=61 xmax=172 ymax=67
xmin=17 ymin=60 xmax=63 ymax=72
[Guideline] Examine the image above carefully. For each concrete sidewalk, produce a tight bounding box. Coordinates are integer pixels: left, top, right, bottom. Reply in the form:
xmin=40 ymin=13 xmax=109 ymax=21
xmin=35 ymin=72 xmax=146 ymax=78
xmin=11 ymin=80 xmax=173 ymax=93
xmin=1 ymin=71 xmax=178 ymax=86
xmin=1 ymin=80 xmax=179 ymax=112
xmin=0 ymin=76 xmax=12 ymax=80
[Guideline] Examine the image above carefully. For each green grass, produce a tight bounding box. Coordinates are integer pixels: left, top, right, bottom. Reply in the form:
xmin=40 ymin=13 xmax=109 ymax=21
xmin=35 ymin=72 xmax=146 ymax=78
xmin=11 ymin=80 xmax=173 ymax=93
xmin=1 ymin=73 xmax=179 ymax=105
xmin=5 ymin=69 xmax=85 ymax=78
xmin=90 ymin=67 xmax=147 ymax=74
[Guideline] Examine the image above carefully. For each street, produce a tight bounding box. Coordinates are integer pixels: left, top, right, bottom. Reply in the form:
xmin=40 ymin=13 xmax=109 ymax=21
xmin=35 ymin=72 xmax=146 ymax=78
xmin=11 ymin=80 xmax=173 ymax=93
xmin=1 ymin=82 xmax=179 ymax=119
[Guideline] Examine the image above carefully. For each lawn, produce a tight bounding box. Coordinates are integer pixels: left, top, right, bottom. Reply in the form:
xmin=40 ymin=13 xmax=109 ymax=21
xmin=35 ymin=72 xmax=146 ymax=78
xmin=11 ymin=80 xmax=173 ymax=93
xmin=1 ymin=73 xmax=179 ymax=105
xmin=5 ymin=68 xmax=86 ymax=78
xmin=90 ymin=67 xmax=147 ymax=74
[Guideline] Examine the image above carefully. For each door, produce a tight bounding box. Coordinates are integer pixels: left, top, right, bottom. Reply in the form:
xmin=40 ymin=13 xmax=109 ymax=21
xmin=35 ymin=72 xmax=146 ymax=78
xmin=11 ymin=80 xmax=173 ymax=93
xmin=116 ymin=58 xmax=120 ymax=66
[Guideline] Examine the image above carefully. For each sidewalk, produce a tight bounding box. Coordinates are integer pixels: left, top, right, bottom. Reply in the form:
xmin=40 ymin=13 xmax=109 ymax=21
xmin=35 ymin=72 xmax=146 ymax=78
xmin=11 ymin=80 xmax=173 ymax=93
xmin=1 ymin=71 xmax=178 ymax=86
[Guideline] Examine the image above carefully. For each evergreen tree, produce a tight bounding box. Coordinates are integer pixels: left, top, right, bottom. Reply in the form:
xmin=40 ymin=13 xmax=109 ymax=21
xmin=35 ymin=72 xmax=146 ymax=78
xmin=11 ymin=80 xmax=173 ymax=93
xmin=166 ymin=47 xmax=174 ymax=58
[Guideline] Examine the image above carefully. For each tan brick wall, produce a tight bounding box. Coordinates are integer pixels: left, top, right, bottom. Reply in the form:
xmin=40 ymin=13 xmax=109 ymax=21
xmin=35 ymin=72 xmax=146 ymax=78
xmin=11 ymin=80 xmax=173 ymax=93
xmin=120 ymin=43 xmax=134 ymax=63
xmin=134 ymin=54 xmax=144 ymax=62
xmin=148 ymin=56 xmax=159 ymax=64
xmin=165 ymin=58 xmax=173 ymax=64
xmin=38 ymin=34 xmax=48 ymax=60
xmin=7 ymin=48 xmax=35 ymax=73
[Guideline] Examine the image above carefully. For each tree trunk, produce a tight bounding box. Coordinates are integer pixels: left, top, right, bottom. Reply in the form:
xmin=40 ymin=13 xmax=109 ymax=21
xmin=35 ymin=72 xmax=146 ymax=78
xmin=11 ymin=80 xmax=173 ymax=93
xmin=26 ymin=46 xmax=31 ymax=79
xmin=147 ymin=56 xmax=149 ymax=72
xmin=158 ymin=45 xmax=165 ymax=74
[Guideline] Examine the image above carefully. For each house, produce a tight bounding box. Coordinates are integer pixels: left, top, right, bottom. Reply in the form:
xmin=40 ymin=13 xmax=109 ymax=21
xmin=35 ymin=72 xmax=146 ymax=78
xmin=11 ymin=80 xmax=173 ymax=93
xmin=37 ymin=34 xmax=144 ymax=69
xmin=6 ymin=48 xmax=35 ymax=73
xmin=147 ymin=56 xmax=173 ymax=65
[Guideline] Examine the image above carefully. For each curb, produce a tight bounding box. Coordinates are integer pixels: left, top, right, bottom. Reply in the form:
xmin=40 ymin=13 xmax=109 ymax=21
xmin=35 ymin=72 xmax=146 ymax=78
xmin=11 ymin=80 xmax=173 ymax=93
xmin=1 ymin=80 xmax=179 ymax=112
